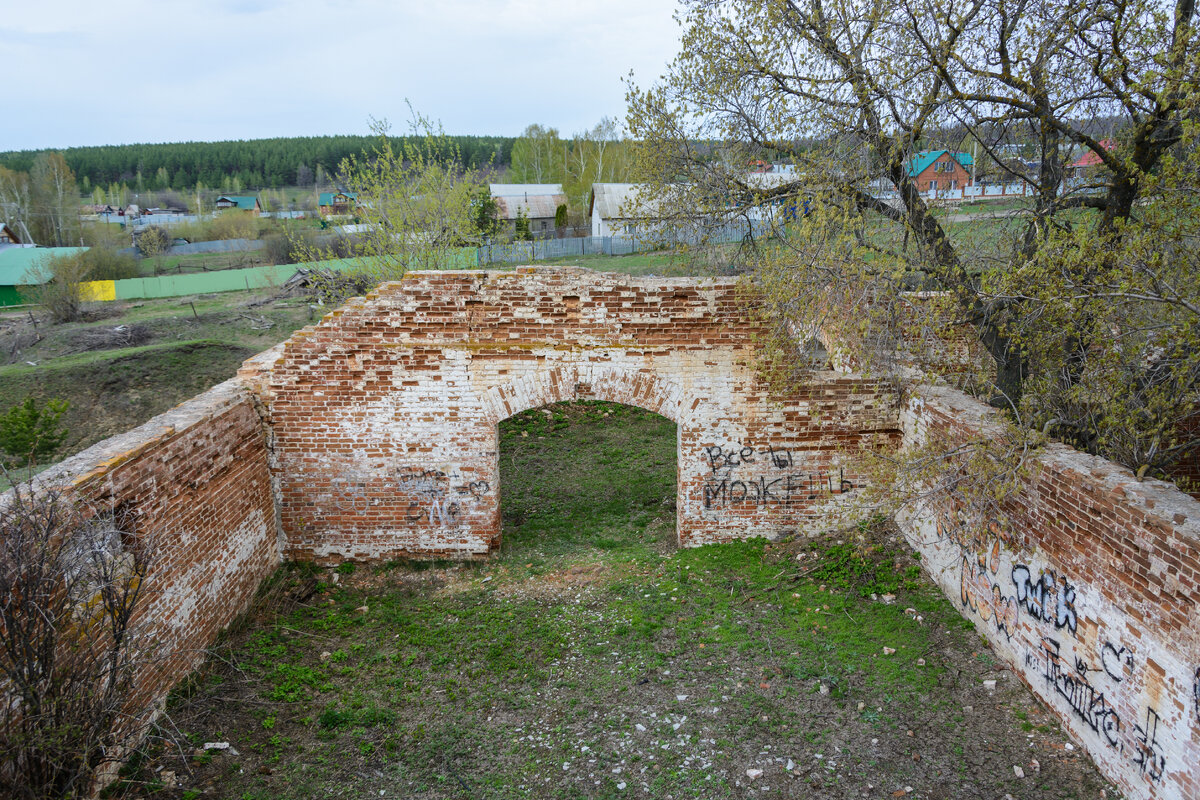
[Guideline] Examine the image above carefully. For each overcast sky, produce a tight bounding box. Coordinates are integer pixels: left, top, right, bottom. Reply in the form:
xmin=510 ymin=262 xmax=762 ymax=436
xmin=1 ymin=0 xmax=682 ymax=152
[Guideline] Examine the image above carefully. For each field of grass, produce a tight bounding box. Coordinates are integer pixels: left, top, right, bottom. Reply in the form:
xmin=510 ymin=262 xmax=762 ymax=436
xmin=536 ymin=244 xmax=745 ymax=277
xmin=0 ymin=290 xmax=318 ymax=481
xmin=114 ymin=402 xmax=1115 ymax=800
xmin=137 ymin=249 xmax=276 ymax=276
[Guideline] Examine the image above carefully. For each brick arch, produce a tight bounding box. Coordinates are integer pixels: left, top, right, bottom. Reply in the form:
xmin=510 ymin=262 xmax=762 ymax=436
xmin=481 ymin=363 xmax=727 ymax=426
xmin=260 ymin=267 xmax=900 ymax=562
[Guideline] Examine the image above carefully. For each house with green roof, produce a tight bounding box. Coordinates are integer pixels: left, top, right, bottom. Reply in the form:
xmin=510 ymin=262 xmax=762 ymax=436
xmin=214 ymin=196 xmax=262 ymax=215
xmin=907 ymin=150 xmax=974 ymax=193
xmin=0 ymin=246 xmax=90 ymax=307
xmin=318 ymin=191 xmax=357 ymax=217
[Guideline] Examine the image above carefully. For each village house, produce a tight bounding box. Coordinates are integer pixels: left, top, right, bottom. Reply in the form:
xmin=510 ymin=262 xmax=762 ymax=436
xmin=318 ymin=191 xmax=357 ymax=217
xmin=0 ymin=222 xmax=22 ymax=246
xmin=489 ymin=184 xmax=566 ymax=236
xmin=1069 ymin=139 xmax=1115 ymax=180
xmin=214 ymin=195 xmax=262 ymax=215
xmin=588 ymin=183 xmax=658 ymax=237
xmin=907 ymin=150 xmax=974 ymax=193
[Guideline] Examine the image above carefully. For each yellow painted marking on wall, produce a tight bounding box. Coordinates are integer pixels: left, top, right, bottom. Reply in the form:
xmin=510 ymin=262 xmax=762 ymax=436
xmin=80 ymin=280 xmax=116 ymax=301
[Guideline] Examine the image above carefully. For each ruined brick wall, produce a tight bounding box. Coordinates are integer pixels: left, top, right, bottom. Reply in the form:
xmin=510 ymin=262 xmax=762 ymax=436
xmin=255 ymin=267 xmax=900 ymax=562
xmin=31 ymin=378 xmax=279 ymax=714
xmin=897 ymin=385 xmax=1200 ymax=800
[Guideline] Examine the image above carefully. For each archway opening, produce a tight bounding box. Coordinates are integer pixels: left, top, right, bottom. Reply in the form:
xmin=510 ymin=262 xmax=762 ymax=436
xmin=497 ymin=400 xmax=677 ymax=559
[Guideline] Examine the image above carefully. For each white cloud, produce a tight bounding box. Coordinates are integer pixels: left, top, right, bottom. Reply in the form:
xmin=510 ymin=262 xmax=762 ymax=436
xmin=2 ymin=0 xmax=681 ymax=149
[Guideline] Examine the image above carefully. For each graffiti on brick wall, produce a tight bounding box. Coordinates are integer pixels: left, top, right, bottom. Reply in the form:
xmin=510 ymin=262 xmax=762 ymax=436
xmin=700 ymin=443 xmax=853 ymax=511
xmin=938 ymin=514 xmax=1018 ymax=641
xmin=1026 ymin=636 xmax=1122 ymax=748
xmin=1024 ymin=635 xmax=1172 ymax=784
xmin=1132 ymin=707 xmax=1167 ymax=783
xmin=1100 ymin=641 xmax=1133 ymax=683
xmin=959 ymin=553 xmax=1017 ymax=640
xmin=1190 ymin=666 xmax=1200 ymax=729
xmin=1193 ymin=666 xmax=1200 ymax=727
xmin=1011 ymin=565 xmax=1078 ymax=636
xmin=325 ymin=467 xmax=491 ymax=528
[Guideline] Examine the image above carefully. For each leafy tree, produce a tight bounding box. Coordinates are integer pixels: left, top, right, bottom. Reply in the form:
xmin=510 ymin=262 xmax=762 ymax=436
xmin=509 ymin=124 xmax=565 ymax=184
xmin=136 ymin=225 xmax=170 ymax=258
xmin=0 ymin=397 xmax=69 ymax=470
xmin=24 ymin=252 xmax=91 ymax=323
xmin=513 ymin=207 xmax=533 ymax=241
xmin=80 ymin=246 xmax=139 ymax=280
xmin=0 ymin=166 xmax=33 ymax=243
xmin=471 ymin=185 xmax=500 ymax=239
xmin=28 ymin=152 xmax=78 ymax=246
xmin=291 ymin=112 xmax=489 ymax=298
xmin=626 ymin=0 xmax=1200 ymax=480
xmin=563 ymin=117 xmax=633 ymax=223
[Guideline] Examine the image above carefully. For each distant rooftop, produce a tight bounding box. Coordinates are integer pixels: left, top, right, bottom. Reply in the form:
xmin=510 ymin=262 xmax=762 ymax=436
xmin=0 ymin=246 xmax=90 ymax=285
xmin=215 ymin=195 xmax=259 ymax=210
xmin=907 ymin=150 xmax=974 ymax=177
xmin=489 ymin=184 xmax=564 ymax=198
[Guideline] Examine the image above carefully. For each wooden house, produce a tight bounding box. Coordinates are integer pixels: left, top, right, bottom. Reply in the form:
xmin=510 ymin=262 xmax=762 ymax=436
xmin=318 ymin=191 xmax=357 ymax=217
xmin=214 ymin=196 xmax=262 ymax=215
xmin=907 ymin=150 xmax=974 ymax=193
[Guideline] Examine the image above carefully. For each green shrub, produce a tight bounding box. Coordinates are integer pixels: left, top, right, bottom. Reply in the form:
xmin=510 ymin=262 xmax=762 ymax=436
xmin=0 ymin=397 xmax=69 ymax=469
xmin=23 ymin=252 xmax=90 ymax=323
xmin=81 ymin=246 xmax=139 ymax=280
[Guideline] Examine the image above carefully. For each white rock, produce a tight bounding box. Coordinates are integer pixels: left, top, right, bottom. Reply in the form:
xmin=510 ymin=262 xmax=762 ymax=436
xmin=983 ymin=679 xmax=997 ymax=690
xmin=635 ymin=724 xmax=646 ymax=732
xmin=819 ymin=683 xmax=830 ymax=695
xmin=1013 ymin=766 xmax=1025 ymax=778
xmin=746 ymin=769 xmax=763 ymax=780
xmin=882 ymin=647 xmax=896 ymax=655
xmin=676 ymin=695 xmax=688 ymax=702
xmin=786 ymin=758 xmax=795 ymax=771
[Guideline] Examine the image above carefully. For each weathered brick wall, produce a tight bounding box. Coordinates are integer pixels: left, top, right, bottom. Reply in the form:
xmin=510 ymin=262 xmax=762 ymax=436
xmin=897 ymin=385 xmax=1200 ymax=800
xmin=29 ymin=378 xmax=279 ymax=715
xmin=253 ymin=267 xmax=900 ymax=562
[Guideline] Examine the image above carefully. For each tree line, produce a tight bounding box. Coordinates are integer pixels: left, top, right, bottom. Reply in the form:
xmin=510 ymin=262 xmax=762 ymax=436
xmin=0 ymin=135 xmax=517 ymax=193
xmin=507 ymin=119 xmax=635 ymax=222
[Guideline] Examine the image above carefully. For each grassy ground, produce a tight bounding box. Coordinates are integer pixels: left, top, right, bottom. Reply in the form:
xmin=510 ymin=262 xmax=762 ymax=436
xmin=534 ymin=243 xmax=743 ymax=277
xmin=119 ymin=402 xmax=1117 ymax=800
xmin=138 ymin=250 xmax=276 ymax=276
xmin=0 ymin=291 xmax=319 ymax=483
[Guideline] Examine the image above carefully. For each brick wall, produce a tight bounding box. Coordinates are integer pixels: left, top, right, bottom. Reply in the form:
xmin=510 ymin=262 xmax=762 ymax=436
xmin=4 ymin=265 xmax=1197 ymax=797
xmin=26 ymin=377 xmax=279 ymax=717
xmin=252 ymin=267 xmax=901 ymax=562
xmin=897 ymin=384 xmax=1200 ymax=800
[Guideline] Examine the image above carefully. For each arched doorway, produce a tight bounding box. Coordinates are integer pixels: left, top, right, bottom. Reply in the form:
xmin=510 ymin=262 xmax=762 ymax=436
xmin=497 ymin=401 xmax=678 ymax=558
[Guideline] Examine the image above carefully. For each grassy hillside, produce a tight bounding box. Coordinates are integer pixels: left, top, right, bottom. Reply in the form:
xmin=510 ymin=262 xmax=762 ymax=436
xmin=0 ymin=291 xmax=316 ymax=477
